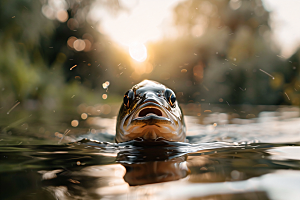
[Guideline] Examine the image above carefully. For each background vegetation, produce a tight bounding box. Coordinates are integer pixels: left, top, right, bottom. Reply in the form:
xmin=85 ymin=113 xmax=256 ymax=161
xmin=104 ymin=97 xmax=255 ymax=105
xmin=1 ymin=0 xmax=300 ymax=116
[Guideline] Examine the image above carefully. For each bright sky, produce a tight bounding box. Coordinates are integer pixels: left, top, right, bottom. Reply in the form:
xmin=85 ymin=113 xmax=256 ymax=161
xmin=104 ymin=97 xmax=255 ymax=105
xmin=89 ymin=0 xmax=181 ymax=61
xmin=92 ymin=0 xmax=180 ymax=45
xmin=263 ymin=0 xmax=300 ymax=57
xmin=92 ymin=0 xmax=300 ymax=59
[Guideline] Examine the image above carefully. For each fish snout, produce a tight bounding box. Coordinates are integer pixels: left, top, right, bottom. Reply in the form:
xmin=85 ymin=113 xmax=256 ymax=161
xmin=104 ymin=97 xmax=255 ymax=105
xmin=141 ymin=93 xmax=169 ymax=108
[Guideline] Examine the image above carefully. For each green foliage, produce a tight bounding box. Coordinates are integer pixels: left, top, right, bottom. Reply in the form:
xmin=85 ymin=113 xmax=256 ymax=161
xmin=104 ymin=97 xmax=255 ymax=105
xmin=0 ymin=0 xmax=122 ymax=112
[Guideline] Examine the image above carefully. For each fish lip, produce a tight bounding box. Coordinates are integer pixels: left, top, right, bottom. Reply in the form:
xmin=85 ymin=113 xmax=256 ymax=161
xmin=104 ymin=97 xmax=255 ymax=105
xmin=131 ymin=115 xmax=172 ymax=125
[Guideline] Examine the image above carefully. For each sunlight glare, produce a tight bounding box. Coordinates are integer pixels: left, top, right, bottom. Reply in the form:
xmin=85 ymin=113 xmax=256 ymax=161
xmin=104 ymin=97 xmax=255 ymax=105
xmin=89 ymin=0 xmax=181 ymax=60
xmin=129 ymin=42 xmax=147 ymax=62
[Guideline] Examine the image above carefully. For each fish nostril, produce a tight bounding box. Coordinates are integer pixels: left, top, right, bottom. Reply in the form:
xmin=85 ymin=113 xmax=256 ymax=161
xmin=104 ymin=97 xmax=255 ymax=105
xmin=138 ymin=108 xmax=163 ymax=117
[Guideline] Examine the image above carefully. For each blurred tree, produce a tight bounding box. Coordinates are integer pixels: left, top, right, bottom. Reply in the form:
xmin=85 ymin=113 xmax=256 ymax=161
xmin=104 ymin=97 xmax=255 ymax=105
xmin=147 ymin=0 xmax=293 ymax=105
xmin=0 ymin=0 xmax=299 ymax=110
xmin=284 ymin=49 xmax=300 ymax=105
xmin=39 ymin=0 xmax=131 ymax=90
xmin=0 ymin=0 xmax=129 ymax=111
xmin=0 ymin=0 xmax=55 ymax=108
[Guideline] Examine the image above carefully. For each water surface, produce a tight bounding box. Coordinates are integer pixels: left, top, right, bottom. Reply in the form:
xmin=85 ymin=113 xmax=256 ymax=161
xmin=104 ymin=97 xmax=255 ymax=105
xmin=1 ymin=106 xmax=300 ymax=200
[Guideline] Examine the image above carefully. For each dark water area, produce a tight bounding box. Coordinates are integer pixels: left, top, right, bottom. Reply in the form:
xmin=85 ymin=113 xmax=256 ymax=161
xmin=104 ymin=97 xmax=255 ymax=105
xmin=1 ymin=138 xmax=300 ymax=200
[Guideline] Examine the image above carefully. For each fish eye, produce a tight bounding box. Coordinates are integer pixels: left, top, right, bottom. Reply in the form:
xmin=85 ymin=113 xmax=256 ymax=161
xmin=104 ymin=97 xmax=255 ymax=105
xmin=165 ymin=89 xmax=176 ymax=107
xmin=123 ymin=95 xmax=129 ymax=107
xmin=169 ymin=93 xmax=176 ymax=107
xmin=123 ymin=90 xmax=134 ymax=108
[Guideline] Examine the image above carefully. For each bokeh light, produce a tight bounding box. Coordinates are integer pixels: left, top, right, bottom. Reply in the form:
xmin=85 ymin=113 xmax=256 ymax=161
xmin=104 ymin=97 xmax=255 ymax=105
xmin=81 ymin=113 xmax=88 ymax=120
xmin=102 ymin=94 xmax=108 ymax=99
xmin=101 ymin=104 xmax=111 ymax=115
xmin=102 ymin=81 xmax=110 ymax=89
xmin=73 ymin=39 xmax=86 ymax=51
xmin=67 ymin=18 xmax=79 ymax=30
xmin=83 ymin=39 xmax=92 ymax=52
xmin=56 ymin=10 xmax=68 ymax=22
xmin=71 ymin=120 xmax=79 ymax=127
xmin=67 ymin=36 xmax=77 ymax=48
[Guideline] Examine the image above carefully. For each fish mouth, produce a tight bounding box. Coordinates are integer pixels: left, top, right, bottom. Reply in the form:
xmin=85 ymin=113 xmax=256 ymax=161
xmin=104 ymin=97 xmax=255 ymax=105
xmin=131 ymin=102 xmax=172 ymax=125
xmin=139 ymin=107 xmax=163 ymax=117
xmin=120 ymin=102 xmax=182 ymax=142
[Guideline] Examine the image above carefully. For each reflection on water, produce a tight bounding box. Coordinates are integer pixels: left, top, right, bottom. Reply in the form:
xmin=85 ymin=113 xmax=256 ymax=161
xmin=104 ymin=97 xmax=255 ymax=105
xmin=122 ymin=155 xmax=188 ymax=186
xmin=116 ymin=141 xmax=190 ymax=186
xmin=1 ymin=139 xmax=300 ymax=200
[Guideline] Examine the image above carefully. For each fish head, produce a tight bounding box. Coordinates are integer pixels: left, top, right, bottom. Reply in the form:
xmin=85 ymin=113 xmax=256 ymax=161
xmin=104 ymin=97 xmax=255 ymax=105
xmin=115 ymin=80 xmax=186 ymax=143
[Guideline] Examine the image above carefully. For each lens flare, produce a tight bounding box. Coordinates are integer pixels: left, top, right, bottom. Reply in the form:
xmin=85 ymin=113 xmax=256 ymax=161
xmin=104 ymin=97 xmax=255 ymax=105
xmin=129 ymin=42 xmax=147 ymax=62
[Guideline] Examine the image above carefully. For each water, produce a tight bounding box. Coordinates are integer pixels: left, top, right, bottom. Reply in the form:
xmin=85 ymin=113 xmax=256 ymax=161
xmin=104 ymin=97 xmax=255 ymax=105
xmin=1 ymin=106 xmax=300 ymax=199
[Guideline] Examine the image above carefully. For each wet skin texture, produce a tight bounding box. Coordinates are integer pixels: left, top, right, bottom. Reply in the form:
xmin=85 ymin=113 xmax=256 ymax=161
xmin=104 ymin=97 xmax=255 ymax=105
xmin=115 ymin=80 xmax=186 ymax=143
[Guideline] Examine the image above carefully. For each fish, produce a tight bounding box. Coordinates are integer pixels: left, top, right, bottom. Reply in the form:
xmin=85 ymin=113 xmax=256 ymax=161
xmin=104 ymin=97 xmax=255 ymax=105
xmin=115 ymin=80 xmax=186 ymax=143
